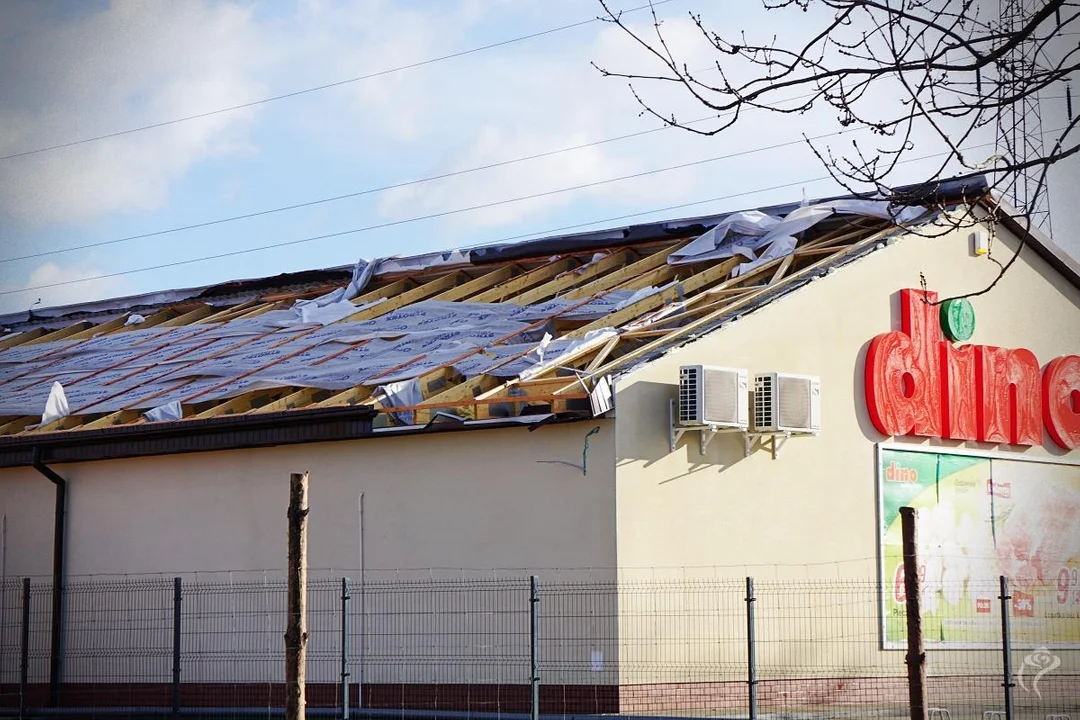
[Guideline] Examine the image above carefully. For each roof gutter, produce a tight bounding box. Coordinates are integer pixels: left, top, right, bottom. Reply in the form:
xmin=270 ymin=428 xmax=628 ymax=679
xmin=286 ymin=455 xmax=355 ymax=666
xmin=30 ymin=448 xmax=65 ymax=708
xmin=0 ymin=405 xmax=379 ymax=469
xmin=0 ymin=407 xmax=592 ymax=469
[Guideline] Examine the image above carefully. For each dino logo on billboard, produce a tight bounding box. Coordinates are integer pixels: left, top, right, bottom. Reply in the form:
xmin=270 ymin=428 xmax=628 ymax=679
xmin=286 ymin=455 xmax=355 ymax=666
xmin=865 ymin=289 xmax=1079 ymax=450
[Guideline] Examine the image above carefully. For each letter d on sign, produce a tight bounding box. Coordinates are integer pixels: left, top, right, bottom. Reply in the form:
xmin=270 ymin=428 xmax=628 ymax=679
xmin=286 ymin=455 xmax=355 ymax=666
xmin=866 ymin=290 xmax=943 ymax=437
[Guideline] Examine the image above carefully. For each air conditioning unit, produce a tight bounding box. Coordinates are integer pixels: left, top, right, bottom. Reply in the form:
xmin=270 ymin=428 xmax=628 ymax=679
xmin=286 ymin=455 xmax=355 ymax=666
xmin=754 ymin=373 xmax=820 ymax=433
xmin=678 ymin=365 xmax=749 ymax=428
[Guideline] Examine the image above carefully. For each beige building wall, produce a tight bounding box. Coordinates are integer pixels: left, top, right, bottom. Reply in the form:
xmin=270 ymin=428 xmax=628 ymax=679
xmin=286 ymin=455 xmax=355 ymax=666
xmin=0 ymin=421 xmax=618 ymax=685
xmin=612 ymin=221 xmax=1080 ymax=685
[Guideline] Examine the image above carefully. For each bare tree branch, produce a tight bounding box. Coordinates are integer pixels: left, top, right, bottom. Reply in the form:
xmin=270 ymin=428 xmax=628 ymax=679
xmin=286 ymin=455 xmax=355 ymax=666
xmin=595 ymin=0 xmax=1079 ymax=303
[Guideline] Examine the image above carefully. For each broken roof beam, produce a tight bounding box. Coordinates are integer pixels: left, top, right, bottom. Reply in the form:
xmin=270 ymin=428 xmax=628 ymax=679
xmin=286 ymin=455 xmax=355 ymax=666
xmin=60 ymin=315 xmax=137 ymax=342
xmin=513 ymin=250 xmax=637 ymax=306
xmin=563 ymin=240 xmax=686 ymax=299
xmin=798 ymin=218 xmax=890 ymax=252
xmin=189 ymin=387 xmax=295 ymax=420
xmin=230 ymin=302 xmax=288 ymax=320
xmin=154 ymin=303 xmax=215 ymax=328
xmin=198 ymin=300 xmax=261 ymax=324
xmin=346 ymin=273 xmax=462 ymax=321
xmin=0 ymin=328 xmax=46 ymax=350
xmin=588 ymin=224 xmax=903 ymax=378
xmin=412 ymin=374 xmax=503 ymax=424
xmin=0 ymin=417 xmax=38 ymax=436
xmin=472 ymin=376 xmax=583 ymax=417
xmin=352 ymin=278 xmax=416 ymax=307
xmin=430 ymin=266 xmax=516 ymax=302
xmin=24 ymin=321 xmax=95 ymax=346
xmin=252 ymin=386 xmax=336 ymax=414
xmin=567 ymin=256 xmax=743 ymax=338
xmin=311 ymin=383 xmax=376 ymax=409
xmin=470 ymin=257 xmax=576 ymax=303
xmin=80 ymin=410 xmax=144 ymax=430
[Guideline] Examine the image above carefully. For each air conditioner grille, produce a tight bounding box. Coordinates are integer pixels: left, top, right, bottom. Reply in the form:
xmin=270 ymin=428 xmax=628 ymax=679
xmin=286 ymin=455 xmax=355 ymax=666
xmin=703 ymin=368 xmax=740 ymax=425
xmin=777 ymin=375 xmax=812 ymax=429
xmin=754 ymin=374 xmax=774 ymax=430
xmin=678 ymin=366 xmax=699 ymax=424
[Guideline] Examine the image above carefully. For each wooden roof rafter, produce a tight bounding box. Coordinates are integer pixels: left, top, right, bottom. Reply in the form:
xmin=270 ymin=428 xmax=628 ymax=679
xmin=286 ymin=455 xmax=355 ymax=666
xmin=0 ymin=215 xmax=905 ymax=437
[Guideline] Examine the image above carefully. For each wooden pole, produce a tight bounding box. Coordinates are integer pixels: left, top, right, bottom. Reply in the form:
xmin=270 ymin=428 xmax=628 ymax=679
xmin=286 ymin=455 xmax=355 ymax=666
xmin=900 ymin=507 xmax=927 ymax=720
xmin=285 ymin=472 xmax=309 ymax=720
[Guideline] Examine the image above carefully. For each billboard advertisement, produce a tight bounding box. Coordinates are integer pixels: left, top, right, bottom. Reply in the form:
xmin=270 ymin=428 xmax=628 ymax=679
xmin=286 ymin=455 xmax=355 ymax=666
xmin=879 ymin=447 xmax=1080 ymax=648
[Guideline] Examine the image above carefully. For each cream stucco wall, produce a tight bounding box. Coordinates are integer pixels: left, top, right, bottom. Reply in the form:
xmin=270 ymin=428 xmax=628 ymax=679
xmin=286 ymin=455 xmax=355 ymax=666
xmin=614 ymin=221 xmax=1080 ymax=578
xmin=1 ymin=421 xmax=616 ymax=580
xmin=611 ymin=220 xmax=1080 ymax=686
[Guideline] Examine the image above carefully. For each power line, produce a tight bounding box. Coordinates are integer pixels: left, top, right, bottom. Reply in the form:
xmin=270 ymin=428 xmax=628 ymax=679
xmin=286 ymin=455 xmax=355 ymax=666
xmin=0 ymin=0 xmax=676 ymax=162
xmin=1 ymin=129 xmax=1005 ymax=299
xmin=2 ymin=88 xmax=834 ymax=266
xmin=0 ymin=115 xmax=709 ymax=265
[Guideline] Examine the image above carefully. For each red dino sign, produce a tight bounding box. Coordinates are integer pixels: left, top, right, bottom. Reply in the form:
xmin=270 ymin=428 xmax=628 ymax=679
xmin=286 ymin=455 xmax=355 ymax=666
xmin=865 ymin=289 xmax=1080 ymax=450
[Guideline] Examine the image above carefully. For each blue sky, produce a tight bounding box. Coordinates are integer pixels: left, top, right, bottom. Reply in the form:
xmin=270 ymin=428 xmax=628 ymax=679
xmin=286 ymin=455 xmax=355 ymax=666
xmin=1 ymin=0 xmax=1077 ymax=315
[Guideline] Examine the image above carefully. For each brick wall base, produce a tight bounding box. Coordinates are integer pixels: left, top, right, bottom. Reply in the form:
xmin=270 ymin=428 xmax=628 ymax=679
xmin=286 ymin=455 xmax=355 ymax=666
xmin=2 ymin=676 xmax=1076 ymax=716
xmin=0 ymin=683 xmax=618 ymax=715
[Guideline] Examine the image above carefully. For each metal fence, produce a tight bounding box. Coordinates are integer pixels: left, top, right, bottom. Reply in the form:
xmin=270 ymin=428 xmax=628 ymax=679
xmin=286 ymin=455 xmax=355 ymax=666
xmin=0 ymin=575 xmax=1076 ymax=719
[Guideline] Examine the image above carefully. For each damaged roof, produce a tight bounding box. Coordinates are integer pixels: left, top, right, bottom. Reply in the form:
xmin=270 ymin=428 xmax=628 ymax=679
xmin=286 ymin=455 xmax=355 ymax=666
xmin=1 ymin=176 xmax=1030 ymax=458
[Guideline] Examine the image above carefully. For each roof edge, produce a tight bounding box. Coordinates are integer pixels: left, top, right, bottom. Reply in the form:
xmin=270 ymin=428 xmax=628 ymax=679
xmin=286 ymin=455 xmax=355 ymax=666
xmin=0 ymin=406 xmax=594 ymax=469
xmin=983 ymin=197 xmax=1080 ymax=290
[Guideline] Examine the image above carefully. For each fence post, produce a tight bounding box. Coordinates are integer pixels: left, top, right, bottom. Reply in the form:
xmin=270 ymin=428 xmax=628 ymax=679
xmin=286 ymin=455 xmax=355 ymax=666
xmin=529 ymin=575 xmax=539 ymax=720
xmin=340 ymin=578 xmax=350 ymax=720
xmin=746 ymin=577 xmax=757 ymax=720
xmin=285 ymin=472 xmax=310 ymax=720
xmin=999 ymin=576 xmax=1014 ymax=720
xmin=19 ymin=578 xmax=30 ymax=720
xmin=172 ymin=577 xmax=182 ymax=714
xmin=901 ymin=507 xmax=927 ymax=720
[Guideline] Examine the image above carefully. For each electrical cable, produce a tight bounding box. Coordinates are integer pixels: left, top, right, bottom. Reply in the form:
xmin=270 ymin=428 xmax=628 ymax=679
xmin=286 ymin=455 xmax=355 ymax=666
xmin=0 ymin=129 xmax=1016 ymax=299
xmin=0 ymin=0 xmax=677 ymax=162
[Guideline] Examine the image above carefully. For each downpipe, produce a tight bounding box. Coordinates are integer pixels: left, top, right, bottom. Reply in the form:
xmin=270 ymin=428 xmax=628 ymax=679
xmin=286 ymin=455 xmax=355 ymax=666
xmin=31 ymin=448 xmax=65 ymax=708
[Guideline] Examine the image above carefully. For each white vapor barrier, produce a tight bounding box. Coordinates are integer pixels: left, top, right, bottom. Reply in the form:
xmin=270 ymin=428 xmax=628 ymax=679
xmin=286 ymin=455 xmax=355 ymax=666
xmin=0 ymin=297 xmax=628 ymax=418
xmin=668 ymin=200 xmax=926 ymax=268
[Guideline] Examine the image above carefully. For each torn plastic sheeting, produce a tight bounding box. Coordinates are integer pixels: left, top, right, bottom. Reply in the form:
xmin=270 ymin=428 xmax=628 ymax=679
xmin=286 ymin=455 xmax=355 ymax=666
xmin=243 ymin=368 xmax=367 ymax=391
xmin=667 ymin=210 xmax=780 ymax=265
xmin=375 ymin=249 xmax=471 ymax=277
xmin=359 ymin=352 xmax=461 ymax=386
xmin=624 ymin=300 xmax=691 ymax=331
xmin=143 ymin=401 xmax=183 ymax=423
xmin=509 ymin=290 xmax=641 ymax=323
xmin=518 ymin=328 xmax=618 ymax=381
xmin=78 ymin=380 xmax=190 ymax=415
xmin=731 ymin=234 xmax=800 ymax=278
xmin=374 ymin=378 xmax=423 ymax=426
xmin=669 ymin=200 xmax=927 ymax=267
xmin=0 ymin=380 xmax=58 ymax=416
xmin=41 ymin=382 xmax=69 ymax=425
xmin=448 ymin=344 xmax=539 ymax=378
xmin=124 ymin=314 xmax=146 ymax=326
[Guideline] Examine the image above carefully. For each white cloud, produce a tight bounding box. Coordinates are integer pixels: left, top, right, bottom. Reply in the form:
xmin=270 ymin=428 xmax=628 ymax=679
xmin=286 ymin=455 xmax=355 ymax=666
xmin=372 ymin=12 xmax=728 ymax=231
xmin=0 ymin=0 xmax=269 ymax=225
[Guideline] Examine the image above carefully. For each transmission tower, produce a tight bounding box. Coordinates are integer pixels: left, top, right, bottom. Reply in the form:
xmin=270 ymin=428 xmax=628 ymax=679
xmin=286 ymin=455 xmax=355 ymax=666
xmin=996 ymin=0 xmax=1053 ymax=234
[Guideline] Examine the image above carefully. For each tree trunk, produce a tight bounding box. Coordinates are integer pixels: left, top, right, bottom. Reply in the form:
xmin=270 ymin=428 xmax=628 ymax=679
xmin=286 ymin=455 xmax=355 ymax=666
xmin=285 ymin=472 xmax=309 ymax=720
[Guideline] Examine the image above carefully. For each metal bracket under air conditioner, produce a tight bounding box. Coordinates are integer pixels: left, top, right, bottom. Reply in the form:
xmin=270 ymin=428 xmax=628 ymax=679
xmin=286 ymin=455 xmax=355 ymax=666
xmin=668 ymin=399 xmax=747 ymax=455
xmin=741 ymin=431 xmax=792 ymax=460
